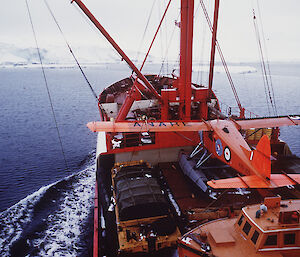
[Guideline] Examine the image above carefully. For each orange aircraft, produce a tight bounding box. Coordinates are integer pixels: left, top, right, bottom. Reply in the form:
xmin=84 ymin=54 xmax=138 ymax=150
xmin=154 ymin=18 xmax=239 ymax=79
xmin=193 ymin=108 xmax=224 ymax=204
xmin=87 ymin=115 xmax=300 ymax=189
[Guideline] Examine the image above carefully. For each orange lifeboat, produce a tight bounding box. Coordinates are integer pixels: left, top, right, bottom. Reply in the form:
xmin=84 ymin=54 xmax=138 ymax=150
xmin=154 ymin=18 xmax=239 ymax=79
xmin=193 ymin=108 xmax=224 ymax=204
xmin=178 ymin=196 xmax=300 ymax=257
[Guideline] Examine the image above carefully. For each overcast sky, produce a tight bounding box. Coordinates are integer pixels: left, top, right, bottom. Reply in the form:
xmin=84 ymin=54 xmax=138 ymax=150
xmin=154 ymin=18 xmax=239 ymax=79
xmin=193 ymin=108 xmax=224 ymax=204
xmin=1 ymin=0 xmax=300 ymax=62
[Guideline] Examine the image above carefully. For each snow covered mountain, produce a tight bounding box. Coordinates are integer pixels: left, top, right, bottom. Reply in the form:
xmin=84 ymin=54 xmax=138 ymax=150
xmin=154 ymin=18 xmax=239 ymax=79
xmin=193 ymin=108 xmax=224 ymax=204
xmin=0 ymin=42 xmax=259 ymax=74
xmin=0 ymin=42 xmax=146 ymax=67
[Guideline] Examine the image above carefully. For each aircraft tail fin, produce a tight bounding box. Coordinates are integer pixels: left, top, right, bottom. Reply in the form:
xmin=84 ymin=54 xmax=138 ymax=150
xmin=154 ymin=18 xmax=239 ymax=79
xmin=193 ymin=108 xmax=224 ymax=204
xmin=207 ymin=134 xmax=300 ymax=189
xmin=252 ymin=135 xmax=271 ymax=179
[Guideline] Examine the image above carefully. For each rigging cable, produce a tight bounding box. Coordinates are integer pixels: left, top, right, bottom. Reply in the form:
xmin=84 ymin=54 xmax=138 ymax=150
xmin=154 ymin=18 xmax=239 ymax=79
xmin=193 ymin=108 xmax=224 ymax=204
xmin=159 ymin=11 xmax=180 ymax=76
xmin=141 ymin=0 xmax=172 ymax=71
xmin=72 ymin=3 xmax=122 ymax=66
xmin=133 ymin=0 xmax=172 ymax=101
xmin=252 ymin=10 xmax=271 ymax=115
xmin=163 ymin=0 xmax=169 ymax=74
xmin=158 ymin=0 xmax=165 ymax=73
xmin=44 ymin=0 xmax=100 ymax=104
xmin=194 ymin=0 xmax=209 ymax=85
xmin=256 ymin=1 xmax=277 ymax=109
xmin=25 ymin=0 xmax=70 ymax=172
xmin=252 ymin=4 xmax=277 ymax=116
xmin=200 ymin=0 xmax=244 ymax=116
xmin=135 ymin=0 xmax=157 ymax=66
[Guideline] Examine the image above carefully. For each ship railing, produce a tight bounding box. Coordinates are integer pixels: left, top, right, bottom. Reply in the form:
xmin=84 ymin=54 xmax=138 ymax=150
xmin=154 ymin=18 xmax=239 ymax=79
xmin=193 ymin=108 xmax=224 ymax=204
xmin=218 ymin=102 xmax=281 ymax=142
xmin=220 ymin=103 xmax=281 ymax=142
xmin=218 ymin=101 xmax=260 ymax=119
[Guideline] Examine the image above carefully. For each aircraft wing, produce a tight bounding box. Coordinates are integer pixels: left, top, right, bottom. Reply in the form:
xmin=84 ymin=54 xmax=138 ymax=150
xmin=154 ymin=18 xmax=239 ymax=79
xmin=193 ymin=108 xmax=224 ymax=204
xmin=270 ymin=174 xmax=300 ymax=187
xmin=87 ymin=115 xmax=300 ymax=133
xmin=235 ymin=115 xmax=300 ymax=130
xmin=207 ymin=175 xmax=269 ymax=188
xmin=207 ymin=173 xmax=300 ymax=189
xmin=87 ymin=121 xmax=211 ymax=132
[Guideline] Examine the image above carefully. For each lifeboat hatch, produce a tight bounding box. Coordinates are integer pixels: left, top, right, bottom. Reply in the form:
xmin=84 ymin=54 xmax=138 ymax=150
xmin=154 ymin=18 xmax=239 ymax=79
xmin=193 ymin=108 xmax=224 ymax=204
xmin=209 ymin=228 xmax=236 ymax=246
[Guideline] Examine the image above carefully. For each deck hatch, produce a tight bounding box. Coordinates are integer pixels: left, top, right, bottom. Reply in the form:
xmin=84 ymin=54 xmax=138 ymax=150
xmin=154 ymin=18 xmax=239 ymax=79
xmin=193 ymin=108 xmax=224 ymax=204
xmin=209 ymin=228 xmax=235 ymax=246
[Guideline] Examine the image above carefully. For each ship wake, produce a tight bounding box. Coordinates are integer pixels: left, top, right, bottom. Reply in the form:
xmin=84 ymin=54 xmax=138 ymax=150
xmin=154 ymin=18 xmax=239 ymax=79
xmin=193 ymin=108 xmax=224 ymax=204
xmin=0 ymin=153 xmax=96 ymax=257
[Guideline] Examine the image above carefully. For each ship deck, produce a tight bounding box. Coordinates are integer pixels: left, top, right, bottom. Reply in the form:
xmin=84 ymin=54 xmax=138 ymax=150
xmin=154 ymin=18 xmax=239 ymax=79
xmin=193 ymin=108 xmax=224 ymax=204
xmin=95 ymin=151 xmax=300 ymax=256
xmin=159 ymin=162 xmax=209 ymax=211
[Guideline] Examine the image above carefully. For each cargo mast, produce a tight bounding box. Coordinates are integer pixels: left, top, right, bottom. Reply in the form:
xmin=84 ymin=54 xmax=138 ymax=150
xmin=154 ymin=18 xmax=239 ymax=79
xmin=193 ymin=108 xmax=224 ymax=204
xmin=179 ymin=0 xmax=194 ymax=120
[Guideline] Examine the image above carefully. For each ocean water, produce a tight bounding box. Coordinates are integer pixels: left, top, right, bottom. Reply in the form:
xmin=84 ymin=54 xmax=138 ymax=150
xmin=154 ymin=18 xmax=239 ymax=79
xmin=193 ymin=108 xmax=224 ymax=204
xmin=0 ymin=65 xmax=131 ymax=256
xmin=0 ymin=63 xmax=299 ymax=256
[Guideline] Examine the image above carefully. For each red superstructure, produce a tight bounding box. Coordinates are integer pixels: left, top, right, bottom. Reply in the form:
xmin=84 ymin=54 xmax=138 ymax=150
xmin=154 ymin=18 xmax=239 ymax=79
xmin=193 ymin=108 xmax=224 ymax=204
xmin=70 ymin=0 xmax=300 ymax=256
